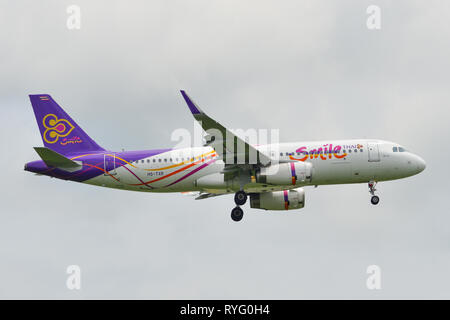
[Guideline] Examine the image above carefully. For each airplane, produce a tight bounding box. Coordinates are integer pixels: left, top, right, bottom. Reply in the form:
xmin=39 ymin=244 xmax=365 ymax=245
xmin=24 ymin=92 xmax=426 ymax=222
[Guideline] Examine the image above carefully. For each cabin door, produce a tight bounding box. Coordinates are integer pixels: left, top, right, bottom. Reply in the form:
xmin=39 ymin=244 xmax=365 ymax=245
xmin=367 ymin=142 xmax=380 ymax=162
xmin=104 ymin=153 xmax=117 ymax=175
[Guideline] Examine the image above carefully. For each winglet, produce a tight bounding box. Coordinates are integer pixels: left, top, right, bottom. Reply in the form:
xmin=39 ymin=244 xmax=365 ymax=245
xmin=180 ymin=90 xmax=203 ymax=115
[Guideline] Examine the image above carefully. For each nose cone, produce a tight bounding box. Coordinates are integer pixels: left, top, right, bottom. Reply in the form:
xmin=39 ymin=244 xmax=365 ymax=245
xmin=416 ymin=156 xmax=426 ymax=173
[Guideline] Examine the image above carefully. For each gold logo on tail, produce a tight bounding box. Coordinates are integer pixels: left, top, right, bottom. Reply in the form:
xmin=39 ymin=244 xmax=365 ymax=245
xmin=42 ymin=114 xmax=75 ymax=144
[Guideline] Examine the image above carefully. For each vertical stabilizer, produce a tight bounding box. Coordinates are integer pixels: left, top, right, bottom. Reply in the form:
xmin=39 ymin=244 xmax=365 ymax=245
xmin=29 ymin=94 xmax=104 ymax=154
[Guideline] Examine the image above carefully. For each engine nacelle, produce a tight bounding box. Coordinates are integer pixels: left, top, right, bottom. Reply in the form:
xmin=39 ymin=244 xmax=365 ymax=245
xmin=257 ymin=162 xmax=312 ymax=186
xmin=250 ymin=188 xmax=305 ymax=210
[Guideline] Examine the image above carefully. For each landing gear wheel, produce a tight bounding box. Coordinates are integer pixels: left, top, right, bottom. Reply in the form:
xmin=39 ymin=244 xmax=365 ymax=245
xmin=234 ymin=191 xmax=247 ymax=206
xmin=368 ymin=181 xmax=379 ymax=205
xmin=371 ymin=195 xmax=380 ymax=205
xmin=231 ymin=206 xmax=244 ymax=222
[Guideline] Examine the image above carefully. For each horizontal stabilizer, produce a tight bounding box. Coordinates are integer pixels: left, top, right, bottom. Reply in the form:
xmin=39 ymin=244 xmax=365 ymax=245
xmin=33 ymin=147 xmax=82 ymax=172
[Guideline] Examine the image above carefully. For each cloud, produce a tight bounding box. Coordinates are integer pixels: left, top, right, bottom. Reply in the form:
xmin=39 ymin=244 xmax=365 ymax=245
xmin=0 ymin=0 xmax=449 ymax=298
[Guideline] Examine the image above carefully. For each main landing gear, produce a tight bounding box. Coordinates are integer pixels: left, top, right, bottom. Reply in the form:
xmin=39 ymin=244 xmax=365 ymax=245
xmin=231 ymin=206 xmax=244 ymax=222
xmin=368 ymin=181 xmax=380 ymax=205
xmin=234 ymin=190 xmax=247 ymax=206
xmin=231 ymin=191 xmax=247 ymax=222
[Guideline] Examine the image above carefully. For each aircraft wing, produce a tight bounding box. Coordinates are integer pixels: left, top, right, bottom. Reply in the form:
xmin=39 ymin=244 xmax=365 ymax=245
xmin=180 ymin=90 xmax=271 ymax=167
xmin=195 ymin=192 xmax=230 ymax=200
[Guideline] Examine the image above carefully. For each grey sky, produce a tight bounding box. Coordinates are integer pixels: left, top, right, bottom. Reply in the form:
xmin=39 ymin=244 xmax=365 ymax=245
xmin=0 ymin=0 xmax=449 ymax=298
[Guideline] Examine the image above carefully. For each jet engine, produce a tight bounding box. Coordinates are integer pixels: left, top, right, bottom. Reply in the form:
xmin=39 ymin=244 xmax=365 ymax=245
xmin=256 ymin=162 xmax=312 ymax=186
xmin=250 ymin=188 xmax=305 ymax=210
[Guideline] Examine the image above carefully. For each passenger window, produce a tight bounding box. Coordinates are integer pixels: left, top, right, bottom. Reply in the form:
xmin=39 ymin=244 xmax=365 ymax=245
xmin=280 ymin=153 xmax=283 ymax=156
xmin=393 ymin=147 xmax=398 ymax=152
xmin=164 ymin=159 xmax=167 ymax=162
xmin=343 ymin=150 xmax=346 ymax=153
xmin=158 ymin=159 xmax=161 ymax=162
xmin=348 ymin=149 xmax=352 ymax=153
xmin=153 ymin=159 xmax=156 ymax=162
xmin=354 ymin=149 xmax=357 ymax=153
xmin=360 ymin=149 xmax=363 ymax=152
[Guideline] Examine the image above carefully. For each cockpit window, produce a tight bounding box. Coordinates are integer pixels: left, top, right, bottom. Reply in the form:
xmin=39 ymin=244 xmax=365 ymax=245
xmin=398 ymin=147 xmax=406 ymax=152
xmin=393 ymin=147 xmax=398 ymax=152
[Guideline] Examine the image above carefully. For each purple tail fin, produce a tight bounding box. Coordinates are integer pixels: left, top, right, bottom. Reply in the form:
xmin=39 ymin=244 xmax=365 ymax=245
xmin=29 ymin=94 xmax=104 ymax=155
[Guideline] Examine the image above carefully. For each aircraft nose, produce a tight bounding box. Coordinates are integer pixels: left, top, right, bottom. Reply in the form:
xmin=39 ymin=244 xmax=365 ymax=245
xmin=412 ymin=155 xmax=426 ymax=174
xmin=417 ymin=156 xmax=426 ymax=173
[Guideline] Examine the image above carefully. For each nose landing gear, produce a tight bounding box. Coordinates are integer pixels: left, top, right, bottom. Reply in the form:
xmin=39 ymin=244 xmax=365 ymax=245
xmin=368 ymin=181 xmax=380 ymax=205
xmin=231 ymin=191 xmax=247 ymax=222
xmin=371 ymin=195 xmax=380 ymax=205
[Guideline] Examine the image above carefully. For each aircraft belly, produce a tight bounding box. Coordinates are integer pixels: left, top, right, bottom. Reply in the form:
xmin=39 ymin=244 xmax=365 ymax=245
xmin=312 ymin=161 xmax=353 ymax=184
xmin=83 ymin=161 xmax=220 ymax=193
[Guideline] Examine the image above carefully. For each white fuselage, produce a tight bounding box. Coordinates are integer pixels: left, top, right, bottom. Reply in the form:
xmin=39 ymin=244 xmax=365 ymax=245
xmin=83 ymin=139 xmax=426 ymax=194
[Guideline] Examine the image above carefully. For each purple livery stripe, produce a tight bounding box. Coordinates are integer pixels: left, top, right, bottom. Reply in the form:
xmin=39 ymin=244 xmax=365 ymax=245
xmin=283 ymin=190 xmax=289 ymax=210
xmin=122 ymin=166 xmax=153 ymax=189
xmin=24 ymin=149 xmax=171 ymax=182
xmin=290 ymin=162 xmax=296 ymax=185
xmin=167 ymin=158 xmax=216 ymax=186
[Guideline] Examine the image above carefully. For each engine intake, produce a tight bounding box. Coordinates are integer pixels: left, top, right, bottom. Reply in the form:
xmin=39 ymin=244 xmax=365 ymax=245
xmin=250 ymin=188 xmax=305 ymax=210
